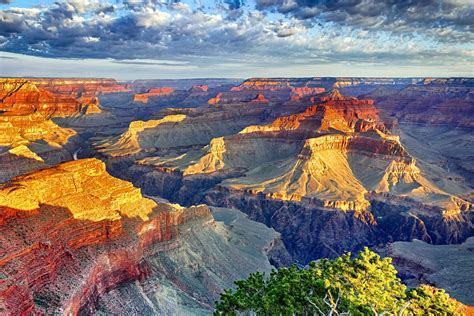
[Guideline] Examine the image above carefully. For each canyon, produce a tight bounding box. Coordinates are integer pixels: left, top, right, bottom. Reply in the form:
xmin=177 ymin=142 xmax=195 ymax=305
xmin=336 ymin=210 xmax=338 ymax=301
xmin=0 ymin=76 xmax=472 ymax=313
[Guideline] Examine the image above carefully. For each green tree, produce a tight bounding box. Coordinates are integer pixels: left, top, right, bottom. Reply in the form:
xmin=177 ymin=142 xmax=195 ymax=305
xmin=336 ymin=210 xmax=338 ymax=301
xmin=407 ymin=285 xmax=462 ymax=315
xmin=215 ymin=248 xmax=463 ymax=315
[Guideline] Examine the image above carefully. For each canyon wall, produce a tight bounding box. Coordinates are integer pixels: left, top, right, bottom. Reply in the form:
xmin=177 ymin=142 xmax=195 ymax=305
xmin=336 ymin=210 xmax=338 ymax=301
xmin=0 ymin=158 xmax=282 ymax=314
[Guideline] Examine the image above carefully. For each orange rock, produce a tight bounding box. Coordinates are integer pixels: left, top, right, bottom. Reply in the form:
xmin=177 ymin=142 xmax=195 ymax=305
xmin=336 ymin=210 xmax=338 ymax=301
xmin=231 ymin=80 xmax=291 ymax=91
xmin=251 ymin=93 xmax=269 ymax=103
xmin=191 ymin=85 xmax=209 ymax=92
xmin=208 ymin=93 xmax=223 ymax=105
xmin=29 ymin=78 xmax=130 ymax=98
xmin=133 ymin=87 xmax=175 ymax=103
xmin=0 ymin=158 xmax=212 ymax=314
xmin=291 ymin=87 xmax=325 ymax=97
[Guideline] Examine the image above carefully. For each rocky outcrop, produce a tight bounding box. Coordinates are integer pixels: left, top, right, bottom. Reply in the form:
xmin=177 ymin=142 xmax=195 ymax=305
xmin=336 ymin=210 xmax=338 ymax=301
xmin=0 ymin=78 xmax=127 ymax=120
xmin=231 ymin=80 xmax=292 ymax=92
xmin=0 ymin=158 xmax=285 ymax=314
xmin=191 ymin=85 xmax=209 ymax=92
xmin=208 ymin=93 xmax=223 ymax=105
xmin=133 ymin=87 xmax=175 ymax=103
xmin=291 ymin=87 xmax=325 ymax=97
xmin=0 ymin=113 xmax=76 ymax=147
xmin=29 ymin=78 xmax=130 ymax=97
xmin=0 ymin=79 xmax=82 ymax=117
xmin=104 ymin=88 xmax=472 ymax=266
xmin=96 ymin=104 xmax=273 ymax=157
xmin=386 ymin=238 xmax=474 ymax=306
xmin=0 ymin=158 xmax=213 ymax=314
xmin=251 ymin=93 xmax=269 ymax=103
xmin=93 ymin=207 xmax=288 ymax=314
xmin=364 ymin=79 xmax=474 ymax=127
xmin=202 ymin=188 xmax=472 ymax=263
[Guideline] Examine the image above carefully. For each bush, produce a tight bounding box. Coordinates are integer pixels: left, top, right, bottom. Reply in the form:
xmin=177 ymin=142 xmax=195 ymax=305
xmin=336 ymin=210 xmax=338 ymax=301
xmin=215 ymin=248 xmax=463 ymax=315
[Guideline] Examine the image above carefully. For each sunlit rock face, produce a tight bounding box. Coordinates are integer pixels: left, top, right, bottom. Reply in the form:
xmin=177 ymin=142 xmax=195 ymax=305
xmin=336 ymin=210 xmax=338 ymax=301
xmin=0 ymin=158 xmax=282 ymax=314
xmin=133 ymin=87 xmax=175 ymax=103
xmin=0 ymin=79 xmax=81 ymax=117
xmin=1 ymin=76 xmax=472 ymax=313
xmin=29 ymin=78 xmax=130 ymax=98
xmin=99 ymin=85 xmax=472 ymax=262
xmin=0 ymin=78 xmax=109 ymax=183
xmin=95 ymin=102 xmax=275 ymax=158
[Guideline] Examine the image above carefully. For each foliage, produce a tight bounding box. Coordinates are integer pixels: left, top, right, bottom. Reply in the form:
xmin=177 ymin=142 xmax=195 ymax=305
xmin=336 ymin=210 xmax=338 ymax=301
xmin=214 ymin=248 xmax=462 ymax=315
xmin=406 ymin=285 xmax=461 ymax=315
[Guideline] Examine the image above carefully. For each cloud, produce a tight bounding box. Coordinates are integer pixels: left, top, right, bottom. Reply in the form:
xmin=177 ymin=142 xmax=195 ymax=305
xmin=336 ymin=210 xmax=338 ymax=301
xmin=255 ymin=0 xmax=474 ymax=43
xmin=0 ymin=0 xmax=471 ymax=74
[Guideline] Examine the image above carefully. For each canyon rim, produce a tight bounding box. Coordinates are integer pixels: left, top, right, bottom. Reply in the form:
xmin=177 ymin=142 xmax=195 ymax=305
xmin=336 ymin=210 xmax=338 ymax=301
xmin=0 ymin=0 xmax=473 ymax=315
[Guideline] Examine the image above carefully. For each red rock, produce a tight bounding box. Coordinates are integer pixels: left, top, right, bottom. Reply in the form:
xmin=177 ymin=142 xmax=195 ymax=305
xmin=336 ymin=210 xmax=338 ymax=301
xmin=191 ymin=85 xmax=209 ymax=92
xmin=0 ymin=79 xmax=82 ymax=117
xmin=251 ymin=93 xmax=269 ymax=103
xmin=208 ymin=93 xmax=222 ymax=105
xmin=0 ymin=79 xmax=105 ymax=117
xmin=231 ymin=80 xmax=291 ymax=92
xmin=29 ymin=78 xmax=130 ymax=98
xmin=291 ymin=87 xmax=325 ymax=97
xmin=133 ymin=87 xmax=175 ymax=103
xmin=0 ymin=159 xmax=212 ymax=314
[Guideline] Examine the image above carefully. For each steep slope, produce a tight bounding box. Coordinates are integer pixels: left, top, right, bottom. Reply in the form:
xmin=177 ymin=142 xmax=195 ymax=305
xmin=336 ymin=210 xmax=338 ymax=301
xmin=0 ymin=79 xmax=103 ymax=117
xmin=29 ymin=78 xmax=130 ymax=97
xmin=0 ymin=159 xmax=284 ymax=314
xmin=114 ymin=89 xmax=472 ymax=262
xmin=386 ymin=238 xmax=474 ymax=306
xmin=96 ymin=103 xmax=273 ymax=158
xmin=0 ymin=78 xmax=116 ymax=183
xmin=95 ymin=207 xmax=288 ymax=314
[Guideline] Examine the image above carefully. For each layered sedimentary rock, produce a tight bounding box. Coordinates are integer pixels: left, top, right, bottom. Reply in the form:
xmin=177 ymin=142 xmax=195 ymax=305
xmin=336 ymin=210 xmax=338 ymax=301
xmin=291 ymin=87 xmax=325 ymax=97
xmin=29 ymin=78 xmax=130 ymax=97
xmin=0 ymin=78 xmax=110 ymax=182
xmin=104 ymin=88 xmax=472 ymax=262
xmin=386 ymin=238 xmax=474 ymax=306
xmin=96 ymin=103 xmax=274 ymax=157
xmin=0 ymin=113 xmax=76 ymax=147
xmin=133 ymin=87 xmax=175 ymax=103
xmin=251 ymin=93 xmax=269 ymax=103
xmin=95 ymin=207 xmax=289 ymax=314
xmin=0 ymin=159 xmax=283 ymax=314
xmin=0 ymin=79 xmax=82 ymax=117
xmin=365 ymin=78 xmax=474 ymax=127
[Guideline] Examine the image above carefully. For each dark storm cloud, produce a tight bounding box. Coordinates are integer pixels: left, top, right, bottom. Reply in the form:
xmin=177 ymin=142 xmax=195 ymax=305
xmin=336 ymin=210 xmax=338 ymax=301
xmin=255 ymin=0 xmax=473 ymax=42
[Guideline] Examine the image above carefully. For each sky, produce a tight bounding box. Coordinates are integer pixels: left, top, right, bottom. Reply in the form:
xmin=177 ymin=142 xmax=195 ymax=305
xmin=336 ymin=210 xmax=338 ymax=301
xmin=0 ymin=0 xmax=473 ymax=79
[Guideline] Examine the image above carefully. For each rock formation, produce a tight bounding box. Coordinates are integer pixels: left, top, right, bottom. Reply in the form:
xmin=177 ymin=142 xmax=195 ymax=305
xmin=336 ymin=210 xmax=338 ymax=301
xmin=0 ymin=79 xmax=82 ymax=117
xmin=191 ymin=85 xmax=209 ymax=92
xmin=96 ymin=103 xmax=273 ymax=157
xmin=251 ymin=93 xmax=269 ymax=103
xmin=100 ymin=88 xmax=472 ymax=263
xmin=386 ymin=238 xmax=474 ymax=306
xmin=29 ymin=78 xmax=130 ymax=97
xmin=133 ymin=87 xmax=175 ymax=103
xmin=1 ymin=76 xmax=473 ymax=313
xmin=0 ymin=159 xmax=284 ymax=314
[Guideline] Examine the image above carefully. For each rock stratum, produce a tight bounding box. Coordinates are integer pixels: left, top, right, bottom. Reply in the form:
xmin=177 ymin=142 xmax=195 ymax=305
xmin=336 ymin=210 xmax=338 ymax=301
xmin=0 ymin=158 xmax=284 ymax=314
xmin=0 ymin=76 xmax=473 ymax=313
xmin=99 ymin=86 xmax=472 ymax=263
